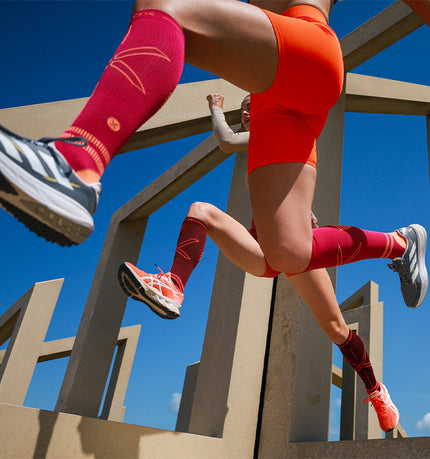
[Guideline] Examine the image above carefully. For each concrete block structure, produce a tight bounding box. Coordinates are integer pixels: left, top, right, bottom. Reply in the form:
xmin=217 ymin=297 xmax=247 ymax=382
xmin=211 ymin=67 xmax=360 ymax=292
xmin=0 ymin=1 xmax=430 ymax=457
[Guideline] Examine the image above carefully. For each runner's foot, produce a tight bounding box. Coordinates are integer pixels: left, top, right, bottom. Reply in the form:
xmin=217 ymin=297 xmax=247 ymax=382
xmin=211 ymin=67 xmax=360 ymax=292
xmin=388 ymin=224 xmax=428 ymax=308
xmin=118 ymin=262 xmax=183 ymax=319
xmin=0 ymin=125 xmax=100 ymax=246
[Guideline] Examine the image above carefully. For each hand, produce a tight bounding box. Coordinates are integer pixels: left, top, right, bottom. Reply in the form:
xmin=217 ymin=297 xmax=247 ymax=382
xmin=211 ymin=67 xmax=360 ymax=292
xmin=207 ymin=93 xmax=224 ymax=110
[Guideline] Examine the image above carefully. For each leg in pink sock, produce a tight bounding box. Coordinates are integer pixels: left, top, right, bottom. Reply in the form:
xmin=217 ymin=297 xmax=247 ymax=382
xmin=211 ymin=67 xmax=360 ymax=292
xmin=56 ymin=9 xmax=185 ymax=182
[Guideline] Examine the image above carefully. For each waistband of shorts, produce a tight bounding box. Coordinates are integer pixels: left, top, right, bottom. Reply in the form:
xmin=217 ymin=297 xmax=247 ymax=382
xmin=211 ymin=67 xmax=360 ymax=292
xmin=281 ymin=4 xmax=328 ymax=25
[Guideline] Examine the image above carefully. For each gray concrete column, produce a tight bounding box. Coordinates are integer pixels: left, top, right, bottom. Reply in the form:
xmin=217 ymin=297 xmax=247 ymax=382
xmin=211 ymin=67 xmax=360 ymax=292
xmin=0 ymin=279 xmax=63 ymax=405
xmin=187 ymin=150 xmax=255 ymax=437
xmin=176 ymin=362 xmax=200 ymax=433
xmin=55 ymin=218 xmax=147 ymax=417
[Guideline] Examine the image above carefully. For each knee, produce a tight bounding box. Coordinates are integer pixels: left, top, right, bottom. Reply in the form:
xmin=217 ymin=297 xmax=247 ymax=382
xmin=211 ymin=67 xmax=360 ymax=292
xmin=265 ymin=243 xmax=312 ymax=274
xmin=187 ymin=202 xmax=215 ymax=227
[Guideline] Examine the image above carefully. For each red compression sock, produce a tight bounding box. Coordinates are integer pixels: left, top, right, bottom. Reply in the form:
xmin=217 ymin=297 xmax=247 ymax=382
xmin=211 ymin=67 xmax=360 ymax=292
xmin=55 ymin=9 xmax=185 ymax=178
xmin=338 ymin=329 xmax=379 ymax=394
xmin=305 ymin=225 xmax=405 ymax=272
xmin=170 ymin=217 xmax=207 ymax=292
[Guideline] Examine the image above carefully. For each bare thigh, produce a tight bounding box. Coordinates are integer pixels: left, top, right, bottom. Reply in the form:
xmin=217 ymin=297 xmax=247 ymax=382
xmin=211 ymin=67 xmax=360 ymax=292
xmin=188 ymin=202 xmax=267 ymax=276
xmin=248 ymin=162 xmax=317 ymax=274
xmin=133 ymin=0 xmax=278 ymax=93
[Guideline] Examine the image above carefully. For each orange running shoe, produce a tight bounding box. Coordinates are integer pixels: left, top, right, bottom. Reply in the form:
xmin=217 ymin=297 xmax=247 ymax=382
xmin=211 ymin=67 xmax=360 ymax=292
xmin=364 ymin=383 xmax=399 ymax=432
xmin=118 ymin=262 xmax=183 ymax=319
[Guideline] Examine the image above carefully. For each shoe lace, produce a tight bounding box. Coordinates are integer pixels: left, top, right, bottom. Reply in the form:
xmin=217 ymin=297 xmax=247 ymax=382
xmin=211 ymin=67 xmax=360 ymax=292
xmin=154 ymin=263 xmax=166 ymax=280
xmin=387 ymin=259 xmax=410 ymax=284
xmin=39 ymin=136 xmax=88 ymax=147
xmin=363 ymin=392 xmax=389 ymax=414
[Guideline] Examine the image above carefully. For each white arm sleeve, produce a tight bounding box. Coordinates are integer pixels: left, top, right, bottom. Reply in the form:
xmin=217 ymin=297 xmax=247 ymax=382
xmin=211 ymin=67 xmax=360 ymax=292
xmin=211 ymin=107 xmax=249 ymax=153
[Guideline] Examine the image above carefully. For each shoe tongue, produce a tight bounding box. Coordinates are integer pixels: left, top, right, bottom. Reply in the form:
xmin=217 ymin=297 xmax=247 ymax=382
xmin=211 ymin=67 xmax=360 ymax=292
xmin=46 ymin=141 xmax=73 ymax=176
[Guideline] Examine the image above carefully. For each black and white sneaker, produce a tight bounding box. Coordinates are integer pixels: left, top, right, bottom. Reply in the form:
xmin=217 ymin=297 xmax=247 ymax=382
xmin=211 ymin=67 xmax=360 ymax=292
xmin=0 ymin=124 xmax=101 ymax=246
xmin=388 ymin=224 xmax=428 ymax=308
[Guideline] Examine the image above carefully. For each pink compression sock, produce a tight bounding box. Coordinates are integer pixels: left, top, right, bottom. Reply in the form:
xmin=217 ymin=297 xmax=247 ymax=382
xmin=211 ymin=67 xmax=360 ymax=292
xmin=55 ymin=9 xmax=185 ymax=177
xmin=305 ymin=225 xmax=405 ymax=272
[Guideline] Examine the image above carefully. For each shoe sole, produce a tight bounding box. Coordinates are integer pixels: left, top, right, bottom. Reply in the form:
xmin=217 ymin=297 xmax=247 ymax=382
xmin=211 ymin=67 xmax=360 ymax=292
xmin=0 ymin=148 xmax=93 ymax=246
xmin=409 ymin=224 xmax=428 ymax=308
xmin=117 ymin=263 xmax=180 ymax=320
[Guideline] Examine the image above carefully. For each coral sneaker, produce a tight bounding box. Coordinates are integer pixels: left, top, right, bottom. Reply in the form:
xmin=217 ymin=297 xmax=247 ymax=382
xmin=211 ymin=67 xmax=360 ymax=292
xmin=118 ymin=262 xmax=183 ymax=319
xmin=364 ymin=383 xmax=399 ymax=432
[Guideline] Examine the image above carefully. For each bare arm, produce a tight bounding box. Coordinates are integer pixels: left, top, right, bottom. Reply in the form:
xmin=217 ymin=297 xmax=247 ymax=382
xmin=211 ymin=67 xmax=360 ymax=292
xmin=402 ymin=0 xmax=430 ymax=26
xmin=207 ymin=94 xmax=250 ymax=153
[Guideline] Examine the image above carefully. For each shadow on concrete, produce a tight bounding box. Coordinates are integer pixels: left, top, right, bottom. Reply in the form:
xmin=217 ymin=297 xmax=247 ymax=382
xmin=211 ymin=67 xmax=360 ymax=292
xmin=34 ymin=410 xmax=59 ymax=458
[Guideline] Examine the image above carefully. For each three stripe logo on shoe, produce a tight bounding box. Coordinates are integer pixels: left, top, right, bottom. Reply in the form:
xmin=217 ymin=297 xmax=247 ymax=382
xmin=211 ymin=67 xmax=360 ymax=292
xmin=0 ymin=132 xmax=73 ymax=190
xmin=409 ymin=240 xmax=418 ymax=283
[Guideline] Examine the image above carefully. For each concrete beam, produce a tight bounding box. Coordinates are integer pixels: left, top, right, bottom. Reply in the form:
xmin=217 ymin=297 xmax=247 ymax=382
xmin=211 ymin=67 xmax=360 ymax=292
xmin=0 ymin=79 xmax=247 ymax=151
xmin=341 ymin=0 xmax=424 ymax=72
xmin=116 ymin=131 xmax=234 ymax=222
xmin=340 ymin=280 xmax=379 ymax=312
xmin=346 ymin=73 xmax=430 ymax=115
xmin=332 ymin=364 xmax=343 ymax=389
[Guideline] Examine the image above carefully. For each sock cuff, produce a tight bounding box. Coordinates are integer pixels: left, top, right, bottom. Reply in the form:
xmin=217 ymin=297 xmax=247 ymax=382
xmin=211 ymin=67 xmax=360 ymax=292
xmin=338 ymin=328 xmax=353 ymax=348
xmin=184 ymin=216 xmax=208 ymax=230
xmin=366 ymin=381 xmax=380 ymax=394
xmin=131 ymin=9 xmax=183 ymax=33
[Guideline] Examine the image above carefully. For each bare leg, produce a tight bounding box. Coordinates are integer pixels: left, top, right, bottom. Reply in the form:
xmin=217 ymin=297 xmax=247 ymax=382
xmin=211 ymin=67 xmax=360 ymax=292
xmin=187 ymin=202 xmax=267 ymax=276
xmin=248 ymin=162 xmax=317 ymax=274
xmin=288 ymin=269 xmax=349 ymax=344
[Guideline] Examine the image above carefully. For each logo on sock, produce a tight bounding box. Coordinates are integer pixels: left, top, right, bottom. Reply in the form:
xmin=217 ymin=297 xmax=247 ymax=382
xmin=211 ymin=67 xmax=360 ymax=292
xmin=107 ymin=117 xmax=121 ymax=132
xmin=109 ymin=47 xmax=171 ymax=95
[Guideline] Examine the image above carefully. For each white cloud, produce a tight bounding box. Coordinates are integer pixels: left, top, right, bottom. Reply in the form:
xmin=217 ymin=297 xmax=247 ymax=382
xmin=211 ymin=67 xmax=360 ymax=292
xmin=169 ymin=392 xmax=182 ymax=413
xmin=416 ymin=412 xmax=430 ymax=431
xmin=333 ymin=398 xmax=342 ymax=408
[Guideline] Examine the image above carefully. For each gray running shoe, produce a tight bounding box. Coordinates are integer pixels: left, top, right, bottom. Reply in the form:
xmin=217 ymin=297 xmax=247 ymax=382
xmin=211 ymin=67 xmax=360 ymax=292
xmin=388 ymin=224 xmax=428 ymax=308
xmin=0 ymin=124 xmax=101 ymax=246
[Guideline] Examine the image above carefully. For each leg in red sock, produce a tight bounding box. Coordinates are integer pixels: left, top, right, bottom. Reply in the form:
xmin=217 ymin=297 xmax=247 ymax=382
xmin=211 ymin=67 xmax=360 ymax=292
xmin=338 ymin=329 xmax=378 ymax=393
xmin=170 ymin=217 xmax=207 ymax=292
xmin=306 ymin=225 xmax=406 ymax=271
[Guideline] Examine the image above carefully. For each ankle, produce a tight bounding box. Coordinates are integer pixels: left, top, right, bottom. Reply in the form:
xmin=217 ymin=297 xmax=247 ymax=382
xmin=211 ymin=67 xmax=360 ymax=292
xmin=367 ymin=382 xmax=381 ymax=395
xmin=392 ymin=231 xmax=407 ymax=251
xmin=75 ymin=169 xmax=102 ymax=184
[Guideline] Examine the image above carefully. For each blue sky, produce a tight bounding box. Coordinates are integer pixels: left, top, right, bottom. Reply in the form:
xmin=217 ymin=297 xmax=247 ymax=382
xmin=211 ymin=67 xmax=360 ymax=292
xmin=0 ymin=0 xmax=429 ymax=441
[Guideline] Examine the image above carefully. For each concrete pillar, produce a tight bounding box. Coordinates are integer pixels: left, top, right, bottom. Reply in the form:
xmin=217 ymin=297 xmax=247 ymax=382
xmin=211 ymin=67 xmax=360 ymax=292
xmin=99 ymin=325 xmax=141 ymax=422
xmin=186 ymin=149 xmax=258 ymax=437
xmin=0 ymin=279 xmax=63 ymax=405
xmin=176 ymin=362 xmax=200 ymax=433
xmin=56 ymin=218 xmax=147 ymax=417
